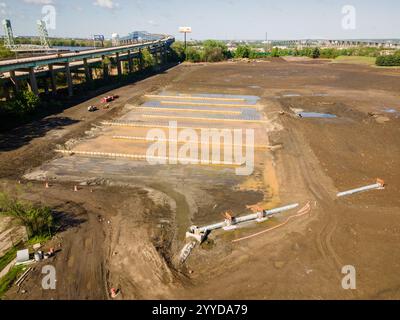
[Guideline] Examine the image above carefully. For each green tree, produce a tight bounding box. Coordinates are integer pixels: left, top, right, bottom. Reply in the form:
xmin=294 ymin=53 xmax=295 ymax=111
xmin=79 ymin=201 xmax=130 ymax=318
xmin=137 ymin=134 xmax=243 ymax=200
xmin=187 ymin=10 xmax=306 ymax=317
xmin=0 ymin=45 xmax=14 ymax=59
xmin=235 ymin=45 xmax=252 ymax=58
xmin=170 ymin=42 xmax=185 ymax=62
xmin=141 ymin=48 xmax=155 ymax=68
xmin=186 ymin=47 xmax=202 ymax=62
xmin=202 ymin=40 xmax=231 ymax=61
xmin=271 ymin=47 xmax=280 ymax=57
xmin=3 ymin=91 xmax=40 ymax=118
xmin=312 ymin=47 xmax=321 ymax=59
xmin=0 ymin=192 xmax=54 ymax=239
xmin=376 ymin=54 xmax=400 ymax=66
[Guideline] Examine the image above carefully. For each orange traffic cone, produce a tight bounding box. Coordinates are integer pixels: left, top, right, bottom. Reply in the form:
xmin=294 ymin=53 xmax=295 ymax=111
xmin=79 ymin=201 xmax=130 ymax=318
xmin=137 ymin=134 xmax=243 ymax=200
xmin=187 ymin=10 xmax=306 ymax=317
xmin=110 ymin=288 xmax=118 ymax=298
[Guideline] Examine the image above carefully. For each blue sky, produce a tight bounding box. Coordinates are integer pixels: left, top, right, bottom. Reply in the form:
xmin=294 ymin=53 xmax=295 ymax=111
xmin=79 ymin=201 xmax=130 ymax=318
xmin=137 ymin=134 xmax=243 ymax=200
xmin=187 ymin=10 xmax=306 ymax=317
xmin=1 ymin=0 xmax=399 ymax=40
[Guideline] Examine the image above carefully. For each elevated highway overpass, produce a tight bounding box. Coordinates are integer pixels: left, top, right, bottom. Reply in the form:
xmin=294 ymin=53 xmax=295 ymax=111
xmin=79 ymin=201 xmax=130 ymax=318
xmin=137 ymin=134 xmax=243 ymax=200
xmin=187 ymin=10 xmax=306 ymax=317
xmin=0 ymin=35 xmax=175 ymax=98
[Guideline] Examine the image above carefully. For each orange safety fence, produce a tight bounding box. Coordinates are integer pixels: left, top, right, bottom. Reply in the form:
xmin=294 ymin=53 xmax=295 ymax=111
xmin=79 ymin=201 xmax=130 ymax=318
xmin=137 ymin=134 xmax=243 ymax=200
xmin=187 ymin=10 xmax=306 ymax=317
xmin=232 ymin=202 xmax=312 ymax=243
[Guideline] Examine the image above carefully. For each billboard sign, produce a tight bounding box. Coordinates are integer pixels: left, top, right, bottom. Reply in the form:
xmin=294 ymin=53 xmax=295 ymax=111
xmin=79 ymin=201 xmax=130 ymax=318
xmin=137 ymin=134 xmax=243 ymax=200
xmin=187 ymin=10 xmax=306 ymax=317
xmin=93 ymin=35 xmax=105 ymax=41
xmin=179 ymin=27 xmax=192 ymax=33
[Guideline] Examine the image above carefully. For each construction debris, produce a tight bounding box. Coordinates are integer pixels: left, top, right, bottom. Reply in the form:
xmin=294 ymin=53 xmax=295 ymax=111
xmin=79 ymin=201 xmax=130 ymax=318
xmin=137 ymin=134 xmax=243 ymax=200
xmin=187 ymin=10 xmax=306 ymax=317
xmin=232 ymin=202 xmax=312 ymax=243
xmin=15 ymin=267 xmax=32 ymax=287
xmin=179 ymin=241 xmax=197 ymax=264
xmin=16 ymin=249 xmax=29 ymax=264
xmin=186 ymin=203 xmax=300 ymax=243
xmin=337 ymin=179 xmax=385 ymax=197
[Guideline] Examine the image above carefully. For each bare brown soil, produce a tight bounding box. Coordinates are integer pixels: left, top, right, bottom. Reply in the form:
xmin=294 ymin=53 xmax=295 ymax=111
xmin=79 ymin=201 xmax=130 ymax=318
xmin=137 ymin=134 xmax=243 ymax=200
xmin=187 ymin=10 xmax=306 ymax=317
xmin=1 ymin=59 xmax=400 ymax=300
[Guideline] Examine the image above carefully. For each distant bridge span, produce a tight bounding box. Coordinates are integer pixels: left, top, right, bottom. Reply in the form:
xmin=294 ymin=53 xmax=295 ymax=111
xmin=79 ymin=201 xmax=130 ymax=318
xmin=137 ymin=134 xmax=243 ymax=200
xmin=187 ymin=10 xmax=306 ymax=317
xmin=270 ymin=39 xmax=400 ymax=49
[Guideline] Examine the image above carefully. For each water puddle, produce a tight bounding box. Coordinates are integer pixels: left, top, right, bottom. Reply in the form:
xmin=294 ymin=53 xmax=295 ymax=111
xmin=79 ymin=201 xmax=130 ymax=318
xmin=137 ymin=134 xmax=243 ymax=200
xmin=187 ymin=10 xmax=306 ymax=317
xmin=383 ymin=108 xmax=399 ymax=114
xmin=282 ymin=93 xmax=301 ymax=98
xmin=159 ymin=91 xmax=260 ymax=105
xmin=297 ymin=112 xmax=337 ymax=119
xmin=312 ymin=93 xmax=329 ymax=97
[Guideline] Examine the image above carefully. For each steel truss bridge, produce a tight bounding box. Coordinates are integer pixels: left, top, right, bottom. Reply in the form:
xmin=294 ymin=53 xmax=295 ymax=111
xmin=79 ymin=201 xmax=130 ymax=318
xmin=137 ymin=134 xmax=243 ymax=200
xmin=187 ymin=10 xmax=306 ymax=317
xmin=270 ymin=39 xmax=400 ymax=49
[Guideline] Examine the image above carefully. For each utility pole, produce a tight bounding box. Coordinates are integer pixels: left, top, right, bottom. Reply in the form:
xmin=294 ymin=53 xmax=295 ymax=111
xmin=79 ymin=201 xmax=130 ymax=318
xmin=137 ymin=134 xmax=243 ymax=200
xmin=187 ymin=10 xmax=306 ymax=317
xmin=184 ymin=32 xmax=187 ymax=52
xmin=179 ymin=27 xmax=192 ymax=60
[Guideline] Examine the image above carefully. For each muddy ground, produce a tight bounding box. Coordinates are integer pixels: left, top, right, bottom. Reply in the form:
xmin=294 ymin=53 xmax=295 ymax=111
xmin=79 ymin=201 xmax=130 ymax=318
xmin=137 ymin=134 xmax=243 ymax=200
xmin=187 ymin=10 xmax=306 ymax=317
xmin=1 ymin=59 xmax=399 ymax=300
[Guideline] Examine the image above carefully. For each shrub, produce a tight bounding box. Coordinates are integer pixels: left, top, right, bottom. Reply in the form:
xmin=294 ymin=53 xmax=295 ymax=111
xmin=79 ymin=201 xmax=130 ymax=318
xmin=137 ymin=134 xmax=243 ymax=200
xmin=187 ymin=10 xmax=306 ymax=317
xmin=202 ymin=40 xmax=231 ymax=62
xmin=376 ymin=55 xmax=400 ymax=66
xmin=235 ymin=45 xmax=252 ymax=59
xmin=141 ymin=48 xmax=155 ymax=68
xmin=271 ymin=47 xmax=280 ymax=57
xmin=1 ymin=91 xmax=40 ymax=118
xmin=185 ymin=47 xmax=202 ymax=62
xmin=170 ymin=42 xmax=185 ymax=62
xmin=0 ymin=45 xmax=14 ymax=59
xmin=0 ymin=192 xmax=54 ymax=239
xmin=312 ymin=47 xmax=321 ymax=59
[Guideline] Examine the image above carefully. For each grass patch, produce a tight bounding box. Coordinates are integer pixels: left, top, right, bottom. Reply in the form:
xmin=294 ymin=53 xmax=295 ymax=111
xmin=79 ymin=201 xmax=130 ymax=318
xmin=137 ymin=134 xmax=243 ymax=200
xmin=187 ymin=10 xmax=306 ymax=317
xmin=26 ymin=234 xmax=51 ymax=246
xmin=0 ymin=246 xmax=18 ymax=272
xmin=333 ymin=56 xmax=376 ymax=65
xmin=0 ymin=265 xmax=24 ymax=299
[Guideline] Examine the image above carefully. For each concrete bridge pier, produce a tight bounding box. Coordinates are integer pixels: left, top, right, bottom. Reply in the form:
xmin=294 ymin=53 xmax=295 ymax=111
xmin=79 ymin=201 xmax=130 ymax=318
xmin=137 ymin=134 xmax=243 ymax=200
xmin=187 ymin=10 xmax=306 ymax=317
xmin=64 ymin=63 xmax=74 ymax=97
xmin=127 ymin=50 xmax=133 ymax=73
xmin=157 ymin=47 xmax=163 ymax=66
xmin=9 ymin=70 xmax=19 ymax=94
xmin=83 ymin=58 xmax=93 ymax=86
xmin=116 ymin=52 xmax=122 ymax=78
xmin=102 ymin=55 xmax=109 ymax=79
xmin=138 ymin=49 xmax=144 ymax=70
xmin=163 ymin=45 xmax=168 ymax=64
xmin=52 ymin=62 xmax=74 ymax=97
xmin=28 ymin=67 xmax=39 ymax=96
xmin=48 ymin=64 xmax=57 ymax=95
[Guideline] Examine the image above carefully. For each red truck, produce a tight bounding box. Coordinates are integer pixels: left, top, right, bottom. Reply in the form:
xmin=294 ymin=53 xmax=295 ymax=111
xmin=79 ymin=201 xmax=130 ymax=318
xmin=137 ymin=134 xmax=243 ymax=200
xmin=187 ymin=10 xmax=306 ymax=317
xmin=101 ymin=94 xmax=119 ymax=103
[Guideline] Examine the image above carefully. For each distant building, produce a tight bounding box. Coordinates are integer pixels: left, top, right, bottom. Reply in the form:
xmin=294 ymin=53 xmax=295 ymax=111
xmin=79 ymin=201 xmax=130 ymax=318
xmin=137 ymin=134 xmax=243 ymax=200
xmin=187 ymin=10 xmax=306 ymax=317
xmin=111 ymin=33 xmax=120 ymax=46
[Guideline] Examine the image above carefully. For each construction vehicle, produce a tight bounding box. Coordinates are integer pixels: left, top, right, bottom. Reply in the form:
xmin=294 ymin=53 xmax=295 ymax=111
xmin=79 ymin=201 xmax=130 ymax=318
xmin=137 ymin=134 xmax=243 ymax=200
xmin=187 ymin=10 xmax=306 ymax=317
xmin=101 ymin=94 xmax=119 ymax=103
xmin=88 ymin=105 xmax=98 ymax=112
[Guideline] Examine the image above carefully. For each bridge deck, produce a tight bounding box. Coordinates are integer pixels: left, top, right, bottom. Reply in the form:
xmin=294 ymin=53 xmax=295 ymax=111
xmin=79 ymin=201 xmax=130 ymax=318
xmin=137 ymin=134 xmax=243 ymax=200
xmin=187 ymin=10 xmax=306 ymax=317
xmin=0 ymin=36 xmax=174 ymax=73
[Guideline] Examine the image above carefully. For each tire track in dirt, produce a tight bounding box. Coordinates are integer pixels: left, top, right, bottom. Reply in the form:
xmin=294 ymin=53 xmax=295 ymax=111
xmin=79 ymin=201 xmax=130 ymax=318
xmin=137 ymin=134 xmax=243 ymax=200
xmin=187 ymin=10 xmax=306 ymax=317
xmin=281 ymin=117 xmax=344 ymax=281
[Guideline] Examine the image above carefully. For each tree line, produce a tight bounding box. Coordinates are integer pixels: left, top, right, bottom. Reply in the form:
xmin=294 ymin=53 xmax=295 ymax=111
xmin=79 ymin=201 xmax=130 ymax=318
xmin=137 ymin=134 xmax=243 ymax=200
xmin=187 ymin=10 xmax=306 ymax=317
xmin=170 ymin=41 xmax=400 ymax=66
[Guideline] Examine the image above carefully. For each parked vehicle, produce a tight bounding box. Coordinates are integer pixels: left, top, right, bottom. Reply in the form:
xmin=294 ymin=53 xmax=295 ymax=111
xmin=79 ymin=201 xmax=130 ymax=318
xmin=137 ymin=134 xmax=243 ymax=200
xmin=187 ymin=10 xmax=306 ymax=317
xmin=101 ymin=94 xmax=119 ymax=103
xmin=88 ymin=105 xmax=98 ymax=112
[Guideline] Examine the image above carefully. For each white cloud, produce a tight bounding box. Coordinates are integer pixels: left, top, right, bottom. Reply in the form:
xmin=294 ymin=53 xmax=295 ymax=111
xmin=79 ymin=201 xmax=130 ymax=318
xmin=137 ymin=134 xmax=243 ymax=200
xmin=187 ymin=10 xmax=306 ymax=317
xmin=93 ymin=0 xmax=119 ymax=9
xmin=23 ymin=0 xmax=54 ymax=4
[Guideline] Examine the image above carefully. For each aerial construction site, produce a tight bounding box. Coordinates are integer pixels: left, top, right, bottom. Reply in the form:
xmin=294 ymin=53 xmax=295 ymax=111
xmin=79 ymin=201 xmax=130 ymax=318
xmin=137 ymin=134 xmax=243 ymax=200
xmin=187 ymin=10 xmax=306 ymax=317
xmin=1 ymin=58 xmax=399 ymax=300
xmin=0 ymin=0 xmax=400 ymax=303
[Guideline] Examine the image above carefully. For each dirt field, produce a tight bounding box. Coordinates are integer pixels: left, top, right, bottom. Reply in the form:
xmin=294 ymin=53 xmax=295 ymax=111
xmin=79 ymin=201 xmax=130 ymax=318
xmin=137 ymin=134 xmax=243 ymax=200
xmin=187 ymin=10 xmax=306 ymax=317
xmin=1 ymin=59 xmax=399 ymax=300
